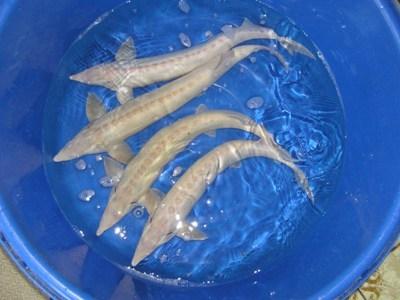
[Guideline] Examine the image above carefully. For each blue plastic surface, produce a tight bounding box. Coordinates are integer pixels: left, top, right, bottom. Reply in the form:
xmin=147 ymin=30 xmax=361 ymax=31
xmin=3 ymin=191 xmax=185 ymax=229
xmin=0 ymin=0 xmax=400 ymax=299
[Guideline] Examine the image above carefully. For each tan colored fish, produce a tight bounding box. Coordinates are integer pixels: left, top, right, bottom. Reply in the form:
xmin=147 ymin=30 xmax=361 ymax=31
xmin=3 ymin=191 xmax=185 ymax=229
xmin=101 ymin=157 xmax=162 ymax=216
xmin=132 ymin=139 xmax=310 ymax=266
xmin=54 ymin=44 xmax=287 ymax=164
xmin=70 ymin=18 xmax=314 ymax=103
xmin=96 ymin=110 xmax=312 ymax=236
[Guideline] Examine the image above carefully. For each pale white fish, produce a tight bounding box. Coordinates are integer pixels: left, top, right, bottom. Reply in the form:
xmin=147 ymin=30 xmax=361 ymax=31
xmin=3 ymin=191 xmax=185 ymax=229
xmin=96 ymin=109 xmax=311 ymax=236
xmin=96 ymin=110 xmax=266 ymax=236
xmin=54 ymin=44 xmax=285 ymax=164
xmin=102 ymin=157 xmax=161 ymax=215
xmin=70 ymin=18 xmax=315 ymax=104
xmin=132 ymin=139 xmax=311 ymax=266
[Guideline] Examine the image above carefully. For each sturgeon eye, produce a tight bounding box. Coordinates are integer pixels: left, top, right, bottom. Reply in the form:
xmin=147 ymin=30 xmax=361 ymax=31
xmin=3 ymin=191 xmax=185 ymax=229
xmin=165 ymin=231 xmax=174 ymax=240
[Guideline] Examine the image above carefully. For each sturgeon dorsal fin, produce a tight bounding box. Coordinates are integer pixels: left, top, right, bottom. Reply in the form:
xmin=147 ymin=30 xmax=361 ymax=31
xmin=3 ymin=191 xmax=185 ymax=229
xmin=140 ymin=188 xmax=164 ymax=216
xmin=116 ymin=37 xmax=136 ymax=62
xmin=104 ymin=157 xmax=125 ymax=179
xmin=221 ymin=24 xmax=235 ymax=40
xmin=240 ymin=18 xmax=256 ymax=30
xmin=221 ymin=18 xmax=255 ymax=40
xmin=86 ymin=93 xmax=107 ymax=122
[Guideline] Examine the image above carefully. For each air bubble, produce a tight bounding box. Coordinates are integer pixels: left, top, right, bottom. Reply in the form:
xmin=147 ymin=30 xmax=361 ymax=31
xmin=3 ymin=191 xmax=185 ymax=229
xmin=172 ymin=166 xmax=183 ymax=177
xmin=133 ymin=206 xmax=145 ymax=218
xmin=204 ymin=31 xmax=213 ymax=39
xmin=179 ymin=33 xmax=192 ymax=48
xmin=75 ymin=159 xmax=87 ymax=171
xmin=79 ymin=189 xmax=95 ymax=202
xmin=246 ymin=96 xmax=264 ymax=109
xmin=260 ymin=12 xmax=267 ymax=25
xmin=178 ymin=0 xmax=190 ymax=14
xmin=99 ymin=176 xmax=120 ymax=188
xmin=160 ymin=254 xmax=168 ymax=264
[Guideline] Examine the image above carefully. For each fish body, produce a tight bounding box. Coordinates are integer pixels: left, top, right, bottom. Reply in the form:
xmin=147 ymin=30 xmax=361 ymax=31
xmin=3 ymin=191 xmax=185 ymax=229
xmin=70 ymin=19 xmax=314 ymax=103
xmin=132 ymin=139 xmax=309 ymax=266
xmin=96 ymin=110 xmax=273 ymax=236
xmin=54 ymin=44 xmax=283 ymax=163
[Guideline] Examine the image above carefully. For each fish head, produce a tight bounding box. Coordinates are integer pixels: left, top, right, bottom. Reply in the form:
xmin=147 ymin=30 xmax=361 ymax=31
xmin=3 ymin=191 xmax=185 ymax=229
xmin=132 ymin=214 xmax=175 ymax=266
xmin=53 ymin=127 xmax=104 ymax=162
xmin=96 ymin=185 xmax=137 ymax=236
xmin=70 ymin=63 xmax=125 ymax=90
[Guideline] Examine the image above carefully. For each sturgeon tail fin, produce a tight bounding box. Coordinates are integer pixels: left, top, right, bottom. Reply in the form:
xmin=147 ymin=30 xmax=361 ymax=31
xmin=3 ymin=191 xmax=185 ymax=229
xmin=256 ymin=124 xmax=315 ymax=203
xmin=222 ymin=18 xmax=315 ymax=59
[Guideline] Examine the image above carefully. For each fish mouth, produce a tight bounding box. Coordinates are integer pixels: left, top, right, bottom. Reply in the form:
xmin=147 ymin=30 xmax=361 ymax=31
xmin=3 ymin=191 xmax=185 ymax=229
xmin=96 ymin=225 xmax=107 ymax=237
xmin=69 ymin=70 xmax=93 ymax=84
xmin=53 ymin=133 xmax=101 ymax=163
xmin=69 ymin=66 xmax=100 ymax=85
xmin=131 ymin=240 xmax=151 ymax=266
xmin=53 ymin=145 xmax=79 ymax=162
xmin=96 ymin=212 xmax=118 ymax=236
xmin=131 ymin=251 xmax=145 ymax=266
xmin=69 ymin=65 xmax=115 ymax=88
xmin=96 ymin=201 xmax=128 ymax=236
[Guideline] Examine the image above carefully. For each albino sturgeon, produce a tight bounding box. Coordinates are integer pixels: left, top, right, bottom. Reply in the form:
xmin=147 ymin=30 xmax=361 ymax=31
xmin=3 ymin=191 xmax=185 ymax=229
xmin=70 ymin=19 xmax=314 ymax=103
xmin=132 ymin=139 xmax=309 ymax=266
xmin=54 ymin=45 xmax=286 ymax=164
xmin=96 ymin=110 xmax=312 ymax=236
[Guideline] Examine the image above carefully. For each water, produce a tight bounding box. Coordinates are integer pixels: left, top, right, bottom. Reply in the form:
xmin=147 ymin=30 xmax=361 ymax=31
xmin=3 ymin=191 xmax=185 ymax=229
xmin=43 ymin=1 xmax=345 ymax=286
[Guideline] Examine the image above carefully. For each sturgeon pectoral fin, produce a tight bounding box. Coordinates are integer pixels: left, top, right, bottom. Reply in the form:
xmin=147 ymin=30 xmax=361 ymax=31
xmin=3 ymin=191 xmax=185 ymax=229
xmin=115 ymin=37 xmax=136 ymax=61
xmin=104 ymin=157 xmax=125 ymax=179
xmin=116 ymin=87 xmax=134 ymax=104
xmin=139 ymin=188 xmax=163 ymax=216
xmin=176 ymin=223 xmax=207 ymax=241
xmin=221 ymin=18 xmax=258 ymax=41
xmin=107 ymin=142 xmax=134 ymax=164
xmin=86 ymin=93 xmax=107 ymax=121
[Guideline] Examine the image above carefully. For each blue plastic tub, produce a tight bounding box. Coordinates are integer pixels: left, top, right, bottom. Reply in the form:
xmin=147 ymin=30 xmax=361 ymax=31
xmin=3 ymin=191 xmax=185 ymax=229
xmin=1 ymin=0 xmax=400 ymax=299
